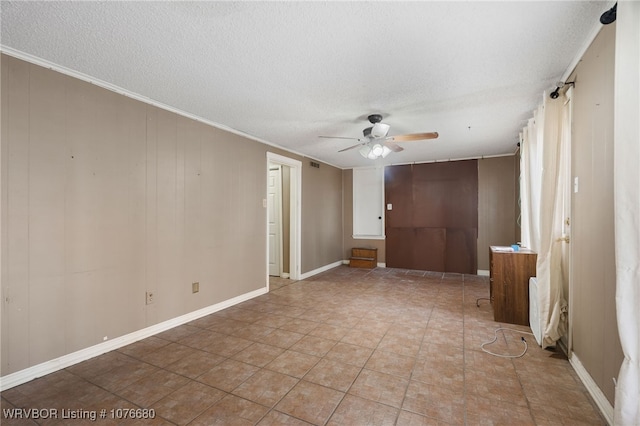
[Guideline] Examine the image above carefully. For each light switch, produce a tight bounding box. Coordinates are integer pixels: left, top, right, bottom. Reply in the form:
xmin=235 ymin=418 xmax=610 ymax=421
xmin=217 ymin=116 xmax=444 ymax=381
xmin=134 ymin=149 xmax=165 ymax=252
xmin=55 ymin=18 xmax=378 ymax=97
xmin=573 ymin=177 xmax=579 ymax=193
xmin=387 ymin=203 xmax=393 ymax=210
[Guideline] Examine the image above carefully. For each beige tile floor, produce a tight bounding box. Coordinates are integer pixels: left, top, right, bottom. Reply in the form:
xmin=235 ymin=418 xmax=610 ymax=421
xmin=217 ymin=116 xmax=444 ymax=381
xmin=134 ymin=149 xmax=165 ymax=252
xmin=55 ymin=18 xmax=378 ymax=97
xmin=1 ymin=266 xmax=606 ymax=425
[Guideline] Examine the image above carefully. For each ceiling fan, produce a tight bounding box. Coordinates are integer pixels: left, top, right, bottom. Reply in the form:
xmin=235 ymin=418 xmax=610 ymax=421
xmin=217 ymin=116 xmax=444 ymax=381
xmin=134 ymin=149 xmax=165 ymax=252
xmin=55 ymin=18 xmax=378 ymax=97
xmin=319 ymin=114 xmax=438 ymax=159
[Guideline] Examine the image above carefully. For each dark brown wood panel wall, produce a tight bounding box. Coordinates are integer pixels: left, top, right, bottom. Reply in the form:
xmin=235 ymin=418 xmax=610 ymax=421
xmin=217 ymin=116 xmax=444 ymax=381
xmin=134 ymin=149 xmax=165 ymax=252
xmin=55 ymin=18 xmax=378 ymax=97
xmin=385 ymin=160 xmax=478 ymax=273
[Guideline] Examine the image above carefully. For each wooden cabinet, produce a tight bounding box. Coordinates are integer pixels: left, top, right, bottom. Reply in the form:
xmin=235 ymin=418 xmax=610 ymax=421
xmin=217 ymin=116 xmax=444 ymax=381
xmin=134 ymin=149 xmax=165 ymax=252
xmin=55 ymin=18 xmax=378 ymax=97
xmin=349 ymin=248 xmax=377 ymax=269
xmin=489 ymin=246 xmax=537 ymax=326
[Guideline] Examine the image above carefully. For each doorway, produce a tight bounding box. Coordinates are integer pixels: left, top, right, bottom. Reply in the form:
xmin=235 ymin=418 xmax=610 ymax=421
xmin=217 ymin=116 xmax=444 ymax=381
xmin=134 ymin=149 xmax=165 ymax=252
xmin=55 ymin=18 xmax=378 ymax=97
xmin=266 ymin=153 xmax=302 ymax=285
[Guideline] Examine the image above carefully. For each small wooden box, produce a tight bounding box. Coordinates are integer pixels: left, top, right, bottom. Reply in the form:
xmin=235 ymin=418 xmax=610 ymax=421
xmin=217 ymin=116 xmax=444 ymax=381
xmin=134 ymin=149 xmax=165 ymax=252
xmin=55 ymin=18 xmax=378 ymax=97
xmin=349 ymin=248 xmax=378 ymax=269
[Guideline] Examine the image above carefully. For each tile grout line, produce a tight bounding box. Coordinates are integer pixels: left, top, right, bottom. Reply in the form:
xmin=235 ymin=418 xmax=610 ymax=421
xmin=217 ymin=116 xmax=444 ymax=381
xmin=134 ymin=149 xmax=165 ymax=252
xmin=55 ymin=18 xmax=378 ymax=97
xmin=226 ymin=297 xmax=359 ymax=425
xmin=62 ymin=349 xmax=184 ymax=425
xmin=251 ymin=270 xmax=380 ymax=425
xmin=462 ymin=273 xmax=468 ymax=426
xmin=231 ymin=301 xmax=335 ymax=426
xmin=394 ymin=274 xmax=438 ymax=425
xmin=505 ymin=324 xmax=538 ymax=424
xmin=319 ymin=268 xmax=432 ymax=424
xmin=173 ymin=272 xmax=434 ymax=424
xmin=105 ymin=311 xmax=313 ymax=424
xmin=322 ymin=271 xmax=396 ymax=426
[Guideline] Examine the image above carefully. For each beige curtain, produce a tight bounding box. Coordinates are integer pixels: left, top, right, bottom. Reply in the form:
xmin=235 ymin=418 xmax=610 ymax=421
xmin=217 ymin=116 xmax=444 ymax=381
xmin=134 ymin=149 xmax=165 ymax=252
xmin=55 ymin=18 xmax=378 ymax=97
xmin=520 ymin=93 xmax=569 ymax=348
xmin=519 ymin=119 xmax=532 ymax=249
xmin=536 ymin=92 xmax=569 ymax=348
xmin=613 ymin=1 xmax=640 ymax=424
xmin=520 ymin=105 xmax=543 ymax=251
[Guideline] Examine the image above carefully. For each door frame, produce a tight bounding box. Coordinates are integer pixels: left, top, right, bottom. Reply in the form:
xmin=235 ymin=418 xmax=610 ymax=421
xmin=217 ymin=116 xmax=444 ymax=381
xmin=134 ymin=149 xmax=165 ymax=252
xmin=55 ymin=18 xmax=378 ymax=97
xmin=266 ymin=152 xmax=302 ymax=285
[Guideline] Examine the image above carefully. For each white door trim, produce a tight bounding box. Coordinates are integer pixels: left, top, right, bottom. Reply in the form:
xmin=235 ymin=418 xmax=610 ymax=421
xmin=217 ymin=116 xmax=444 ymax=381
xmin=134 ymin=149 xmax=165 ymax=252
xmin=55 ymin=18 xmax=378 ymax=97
xmin=266 ymin=152 xmax=302 ymax=284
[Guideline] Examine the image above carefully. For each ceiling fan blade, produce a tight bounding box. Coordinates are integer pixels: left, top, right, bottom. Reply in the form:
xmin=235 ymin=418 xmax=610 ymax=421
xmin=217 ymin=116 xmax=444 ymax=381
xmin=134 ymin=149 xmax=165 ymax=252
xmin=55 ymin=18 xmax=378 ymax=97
xmin=385 ymin=132 xmax=439 ymax=142
xmin=338 ymin=142 xmax=366 ymax=152
xmin=319 ymin=135 xmax=361 ymax=140
xmin=384 ymin=142 xmax=404 ymax=152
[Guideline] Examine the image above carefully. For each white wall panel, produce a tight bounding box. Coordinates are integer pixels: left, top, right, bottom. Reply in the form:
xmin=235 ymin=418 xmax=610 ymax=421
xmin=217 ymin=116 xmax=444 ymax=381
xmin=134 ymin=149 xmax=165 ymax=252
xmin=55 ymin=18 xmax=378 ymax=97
xmin=28 ymin=276 xmax=66 ymax=365
xmin=65 ymin=271 xmax=99 ymax=352
xmin=183 ymin=117 xmax=202 ymax=314
xmin=144 ymin=106 xmax=159 ymax=326
xmin=156 ymin=110 xmax=181 ymax=321
xmin=66 ymin=77 xmax=99 ymax=274
xmin=28 ymin=65 xmax=66 ymax=280
xmin=1 ymin=56 xmax=31 ymax=374
xmin=27 ymin=65 xmax=67 ymax=364
xmin=101 ymin=93 xmax=148 ymax=340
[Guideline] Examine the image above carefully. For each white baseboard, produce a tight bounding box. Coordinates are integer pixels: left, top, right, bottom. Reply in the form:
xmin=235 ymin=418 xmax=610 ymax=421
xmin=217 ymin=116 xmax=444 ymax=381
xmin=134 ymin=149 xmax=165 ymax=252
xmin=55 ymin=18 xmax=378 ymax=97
xmin=569 ymin=353 xmax=614 ymax=425
xmin=0 ymin=286 xmax=268 ymax=392
xmin=477 ymin=269 xmax=490 ymax=276
xmin=299 ymin=260 xmax=343 ymax=280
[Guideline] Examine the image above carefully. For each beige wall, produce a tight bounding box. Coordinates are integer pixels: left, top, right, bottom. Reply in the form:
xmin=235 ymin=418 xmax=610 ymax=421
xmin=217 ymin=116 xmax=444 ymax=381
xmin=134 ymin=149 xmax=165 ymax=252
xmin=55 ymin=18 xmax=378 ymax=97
xmin=0 ymin=55 xmax=344 ymax=376
xmin=568 ymin=23 xmax=622 ymax=404
xmin=301 ymin=160 xmax=344 ymax=273
xmin=477 ymin=156 xmax=518 ymax=271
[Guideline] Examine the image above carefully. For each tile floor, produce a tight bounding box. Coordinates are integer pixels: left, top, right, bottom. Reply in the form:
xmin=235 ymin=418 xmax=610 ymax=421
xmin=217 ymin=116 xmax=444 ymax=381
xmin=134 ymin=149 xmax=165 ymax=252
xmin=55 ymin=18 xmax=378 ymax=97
xmin=1 ymin=266 xmax=606 ymax=425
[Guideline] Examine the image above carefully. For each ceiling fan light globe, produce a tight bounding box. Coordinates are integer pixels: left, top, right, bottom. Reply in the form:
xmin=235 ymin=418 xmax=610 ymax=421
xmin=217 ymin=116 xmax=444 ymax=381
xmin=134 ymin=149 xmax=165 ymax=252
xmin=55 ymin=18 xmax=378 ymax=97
xmin=359 ymin=145 xmax=372 ymax=159
xmin=371 ymin=143 xmax=384 ymax=157
xmin=381 ymin=145 xmax=392 ymax=158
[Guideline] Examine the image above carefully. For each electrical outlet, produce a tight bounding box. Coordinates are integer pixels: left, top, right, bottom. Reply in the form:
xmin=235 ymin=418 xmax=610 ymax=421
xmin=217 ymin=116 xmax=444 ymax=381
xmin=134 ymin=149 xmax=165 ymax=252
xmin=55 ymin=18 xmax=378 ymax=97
xmin=192 ymin=282 xmax=199 ymax=293
xmin=146 ymin=291 xmax=154 ymax=305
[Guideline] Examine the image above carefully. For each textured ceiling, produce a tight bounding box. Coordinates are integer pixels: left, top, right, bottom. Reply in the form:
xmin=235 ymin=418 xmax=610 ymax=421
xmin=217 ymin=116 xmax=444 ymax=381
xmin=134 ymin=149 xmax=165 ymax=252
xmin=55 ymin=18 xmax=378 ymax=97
xmin=1 ymin=1 xmax=610 ymax=168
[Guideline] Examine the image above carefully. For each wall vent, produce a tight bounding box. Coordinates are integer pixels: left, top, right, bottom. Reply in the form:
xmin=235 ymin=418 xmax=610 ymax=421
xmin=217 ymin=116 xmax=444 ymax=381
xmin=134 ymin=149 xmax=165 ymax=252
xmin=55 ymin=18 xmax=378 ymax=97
xmin=310 ymin=161 xmax=320 ymax=168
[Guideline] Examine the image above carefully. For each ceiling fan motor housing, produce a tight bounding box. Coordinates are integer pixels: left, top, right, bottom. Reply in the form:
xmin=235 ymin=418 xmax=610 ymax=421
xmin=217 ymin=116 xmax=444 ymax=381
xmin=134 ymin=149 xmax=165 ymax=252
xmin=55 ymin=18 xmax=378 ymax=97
xmin=367 ymin=114 xmax=383 ymax=124
xmin=364 ymin=114 xmax=389 ymax=138
xmin=371 ymin=122 xmax=390 ymax=138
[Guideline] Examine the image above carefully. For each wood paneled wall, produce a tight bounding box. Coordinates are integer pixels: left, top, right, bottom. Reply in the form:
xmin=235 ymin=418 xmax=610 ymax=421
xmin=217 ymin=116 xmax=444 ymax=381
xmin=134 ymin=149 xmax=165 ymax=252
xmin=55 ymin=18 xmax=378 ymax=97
xmin=0 ymin=55 xmax=268 ymax=374
xmin=384 ymin=160 xmax=478 ymax=273
xmin=301 ymin=160 xmax=344 ymax=273
xmin=568 ymin=23 xmax=622 ymax=404
xmin=477 ymin=156 xmax=518 ymax=271
xmin=0 ymin=54 xmax=344 ymax=376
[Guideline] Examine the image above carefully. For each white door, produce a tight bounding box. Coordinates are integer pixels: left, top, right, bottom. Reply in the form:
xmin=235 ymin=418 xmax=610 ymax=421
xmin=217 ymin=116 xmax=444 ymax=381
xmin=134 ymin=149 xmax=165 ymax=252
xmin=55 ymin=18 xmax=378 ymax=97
xmin=268 ymin=166 xmax=283 ymax=276
xmin=353 ymin=167 xmax=385 ymax=238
